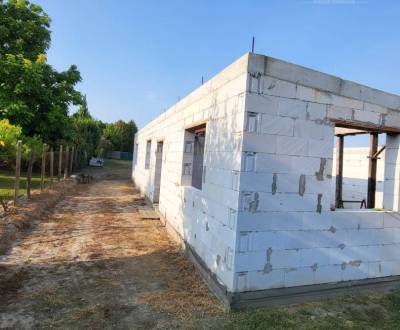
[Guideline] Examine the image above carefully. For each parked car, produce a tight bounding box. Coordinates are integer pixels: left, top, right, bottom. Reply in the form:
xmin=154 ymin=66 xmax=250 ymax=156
xmin=89 ymin=156 xmax=104 ymax=167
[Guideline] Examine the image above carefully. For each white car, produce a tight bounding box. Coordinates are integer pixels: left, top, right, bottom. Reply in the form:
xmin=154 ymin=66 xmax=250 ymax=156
xmin=89 ymin=156 xmax=104 ymax=167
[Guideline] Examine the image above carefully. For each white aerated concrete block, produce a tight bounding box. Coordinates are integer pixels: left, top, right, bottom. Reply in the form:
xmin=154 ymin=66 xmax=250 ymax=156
xmin=271 ymin=249 xmax=301 ymax=269
xmin=364 ymin=102 xmax=389 ymax=114
xmin=294 ymin=120 xmax=332 ymax=140
xmin=260 ymin=76 xmax=297 ymax=99
xmin=260 ymin=114 xmax=294 ymax=136
xmin=380 ymin=261 xmax=400 ymax=277
xmin=240 ymin=172 xmax=273 ymax=192
xmin=290 ymin=156 xmax=322 ymax=175
xmin=342 ymin=262 xmax=369 ymax=281
xmin=235 ymin=272 xmax=249 ymax=292
xmin=284 ymin=267 xmax=315 ymax=287
xmin=255 ymin=154 xmax=292 ymax=174
xmin=331 ymin=94 xmax=363 ymax=110
xmin=302 ymin=212 xmax=332 ymax=230
xmin=327 ymin=105 xmax=353 ymax=121
xmin=305 ymin=176 xmax=332 ymax=195
xmin=306 ymin=102 xmax=327 ymax=120
xmin=238 ymin=232 xmax=252 ymax=252
xmin=245 ymin=93 xmax=279 ymax=115
xmin=278 ymin=98 xmax=307 ymax=119
xmin=296 ymin=85 xmax=332 ymax=104
xmin=368 ymin=262 xmax=382 ymax=278
xmin=237 ymin=212 xmax=273 ymax=232
xmin=275 ymin=173 xmax=301 ymax=194
xmin=314 ymin=264 xmax=343 ymax=284
xmin=235 ymin=251 xmax=266 ymax=272
xmin=242 ymin=133 xmax=277 ymax=153
xmin=393 ymin=228 xmax=400 ymax=243
xmin=353 ymin=109 xmax=380 ymax=125
xmin=247 ymin=269 xmax=285 ymax=290
xmin=381 ymin=244 xmax=400 ymax=262
xmin=256 ymin=192 xmax=321 ymax=212
xmin=308 ymin=139 xmax=334 ymax=158
xmin=276 ymin=136 xmax=308 ymax=157
xmin=299 ymin=247 xmax=330 ymax=267
xmin=270 ymin=212 xmax=303 ymax=231
xmin=384 ymin=212 xmax=400 ymax=228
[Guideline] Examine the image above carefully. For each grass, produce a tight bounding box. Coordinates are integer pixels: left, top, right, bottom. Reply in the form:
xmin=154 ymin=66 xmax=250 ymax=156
xmin=0 ymin=169 xmax=51 ymax=200
xmin=0 ymin=159 xmax=132 ymax=200
xmin=219 ymin=290 xmax=400 ymax=330
xmin=103 ymin=158 xmax=132 ymax=169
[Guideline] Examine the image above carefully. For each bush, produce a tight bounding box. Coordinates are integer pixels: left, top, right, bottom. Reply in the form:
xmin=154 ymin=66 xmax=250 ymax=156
xmin=0 ymin=119 xmax=22 ymax=166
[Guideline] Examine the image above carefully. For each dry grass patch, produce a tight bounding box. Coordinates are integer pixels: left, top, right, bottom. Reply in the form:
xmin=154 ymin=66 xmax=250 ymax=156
xmin=139 ymin=246 xmax=224 ymax=320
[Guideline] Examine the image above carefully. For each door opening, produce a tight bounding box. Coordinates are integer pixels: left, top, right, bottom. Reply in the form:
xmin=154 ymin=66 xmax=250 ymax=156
xmin=153 ymin=141 xmax=163 ymax=203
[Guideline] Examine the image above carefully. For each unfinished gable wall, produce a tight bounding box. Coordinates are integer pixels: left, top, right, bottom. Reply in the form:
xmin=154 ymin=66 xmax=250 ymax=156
xmin=132 ymin=54 xmax=250 ymax=291
xmin=234 ymin=53 xmax=400 ymax=293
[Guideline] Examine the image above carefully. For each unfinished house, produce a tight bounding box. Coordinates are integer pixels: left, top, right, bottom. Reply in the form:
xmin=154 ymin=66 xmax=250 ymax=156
xmin=132 ymin=53 xmax=400 ymax=308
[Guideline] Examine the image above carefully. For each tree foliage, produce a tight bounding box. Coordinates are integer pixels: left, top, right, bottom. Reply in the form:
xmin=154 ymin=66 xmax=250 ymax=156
xmin=0 ymin=53 xmax=82 ymax=144
xmin=0 ymin=0 xmax=82 ymax=146
xmin=102 ymin=120 xmax=137 ymax=153
xmin=72 ymin=98 xmax=102 ymax=158
xmin=0 ymin=0 xmax=138 ymax=166
xmin=0 ymin=118 xmax=43 ymax=166
xmin=0 ymin=118 xmax=21 ymax=163
xmin=0 ymin=0 xmax=51 ymax=60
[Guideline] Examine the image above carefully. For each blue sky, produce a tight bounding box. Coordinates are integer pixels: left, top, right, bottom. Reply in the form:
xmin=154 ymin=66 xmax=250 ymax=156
xmin=35 ymin=0 xmax=399 ymax=145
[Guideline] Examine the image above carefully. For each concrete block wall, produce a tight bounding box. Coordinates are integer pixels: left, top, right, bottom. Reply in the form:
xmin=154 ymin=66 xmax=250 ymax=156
xmin=234 ymin=53 xmax=400 ymax=293
xmin=132 ymin=54 xmax=249 ymax=291
xmin=384 ymin=135 xmax=400 ymax=211
xmin=134 ymin=52 xmax=400 ymax=300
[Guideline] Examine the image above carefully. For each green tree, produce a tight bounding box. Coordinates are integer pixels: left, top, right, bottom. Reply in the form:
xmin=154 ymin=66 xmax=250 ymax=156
xmin=72 ymin=97 xmax=102 ymax=161
xmin=0 ymin=0 xmax=83 ymax=145
xmin=102 ymin=120 xmax=137 ymax=153
xmin=0 ymin=118 xmax=21 ymax=165
xmin=0 ymin=0 xmax=51 ymax=60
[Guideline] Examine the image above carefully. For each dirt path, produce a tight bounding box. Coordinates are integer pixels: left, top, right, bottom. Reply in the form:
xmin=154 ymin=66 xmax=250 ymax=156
xmin=0 ymin=160 xmax=222 ymax=329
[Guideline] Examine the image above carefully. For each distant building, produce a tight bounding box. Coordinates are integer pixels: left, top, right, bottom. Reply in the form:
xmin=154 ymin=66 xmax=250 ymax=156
xmin=107 ymin=151 xmax=132 ymax=160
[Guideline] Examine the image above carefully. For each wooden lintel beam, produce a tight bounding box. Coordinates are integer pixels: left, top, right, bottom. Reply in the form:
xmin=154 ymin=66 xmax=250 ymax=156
xmin=335 ymin=131 xmax=370 ymax=137
xmin=331 ymin=119 xmax=400 ymax=134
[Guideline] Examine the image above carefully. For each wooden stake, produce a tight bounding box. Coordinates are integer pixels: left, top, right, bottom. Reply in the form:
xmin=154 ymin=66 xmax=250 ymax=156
xmin=50 ymin=148 xmax=54 ymax=185
xmin=64 ymin=146 xmax=69 ymax=179
xmin=335 ymin=135 xmax=344 ymax=208
xmin=26 ymin=149 xmax=34 ymax=199
xmin=58 ymin=145 xmax=63 ymax=181
xmin=75 ymin=147 xmax=79 ymax=170
xmin=367 ymin=133 xmax=378 ymax=209
xmin=13 ymin=140 xmax=22 ymax=205
xmin=69 ymin=146 xmax=74 ymax=175
xmin=40 ymin=143 xmax=47 ymax=191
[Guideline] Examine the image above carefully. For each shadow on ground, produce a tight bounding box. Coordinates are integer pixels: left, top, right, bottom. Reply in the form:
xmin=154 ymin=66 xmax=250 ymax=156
xmin=0 ymin=160 xmax=222 ymax=329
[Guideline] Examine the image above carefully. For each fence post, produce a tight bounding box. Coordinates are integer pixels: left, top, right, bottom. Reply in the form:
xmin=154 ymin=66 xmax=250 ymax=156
xmin=50 ymin=148 xmax=54 ymax=186
xmin=69 ymin=146 xmax=74 ymax=175
xmin=26 ymin=149 xmax=34 ymax=199
xmin=58 ymin=145 xmax=63 ymax=181
xmin=64 ymin=146 xmax=69 ymax=178
xmin=13 ymin=140 xmax=22 ymax=205
xmin=40 ymin=143 xmax=47 ymax=191
xmin=74 ymin=147 xmax=79 ymax=170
